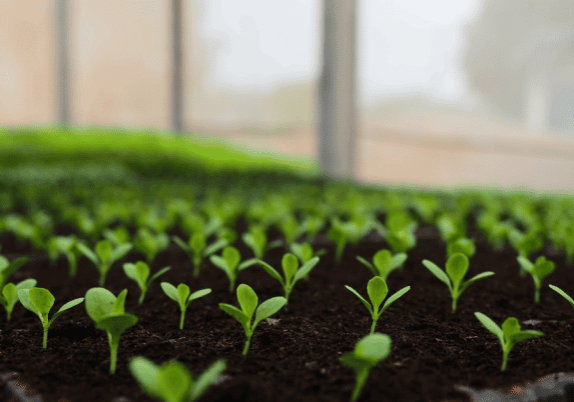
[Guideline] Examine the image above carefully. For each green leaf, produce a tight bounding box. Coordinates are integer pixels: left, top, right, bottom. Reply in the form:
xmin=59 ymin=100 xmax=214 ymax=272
xmin=158 ymin=361 xmax=192 ymax=402
xmin=161 ymin=282 xmax=180 ymax=303
xmin=356 ymin=256 xmax=377 ymax=277
xmin=223 ymin=247 xmax=241 ymax=271
xmin=253 ymin=296 xmax=287 ymax=329
xmin=219 ymin=303 xmax=248 ymax=328
xmin=188 ymin=359 xmax=227 ymax=402
xmin=355 ymin=333 xmax=392 ymax=364
xmin=237 ymin=284 xmax=258 ymax=321
xmin=380 ymin=286 xmax=411 ymax=313
xmin=373 ymin=250 xmax=392 ymax=277
xmin=129 ymin=357 xmax=162 ymax=400
xmin=96 ymin=313 xmax=138 ymax=338
xmin=549 ymin=285 xmax=574 ymax=309
xmin=85 ymin=287 xmax=117 ymax=323
xmin=49 ymin=298 xmax=84 ymax=326
xmin=149 ymin=266 xmax=172 ymax=286
xmin=256 ymin=260 xmax=285 ymax=286
xmin=367 ymin=276 xmax=388 ymax=313
xmin=0 ymin=257 xmax=28 ymax=289
xmin=344 ymin=285 xmax=374 ymax=315
xmin=445 ymin=253 xmax=469 ymax=289
xmin=110 ymin=243 xmax=133 ymax=264
xmin=190 ymin=232 xmax=206 ymax=255
xmin=422 ymin=259 xmax=452 ymax=289
xmin=29 ymin=287 xmax=55 ymax=318
xmin=282 ymin=254 xmax=299 ymax=285
xmin=178 ymin=283 xmax=191 ymax=306
xmin=172 ymin=236 xmax=190 ymax=252
xmin=459 ymin=272 xmax=495 ymax=294
xmin=474 ymin=312 xmax=505 ymax=347
xmin=95 ymin=240 xmax=114 ymax=266
xmin=112 ymin=289 xmax=128 ymax=315
xmin=16 ymin=288 xmax=37 ymax=315
xmin=532 ymin=256 xmax=555 ymax=282
xmin=188 ymin=288 xmax=211 ymax=304
xmin=293 ymin=257 xmax=320 ymax=283
xmin=76 ymin=243 xmax=100 ymax=267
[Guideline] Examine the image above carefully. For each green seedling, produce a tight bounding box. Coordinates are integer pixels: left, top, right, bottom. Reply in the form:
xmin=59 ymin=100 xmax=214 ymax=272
xmin=1 ymin=278 xmax=36 ymax=322
xmin=345 ymin=276 xmax=410 ymax=334
xmin=209 ymin=246 xmax=259 ymax=293
xmin=339 ymin=333 xmax=392 ymax=402
xmin=129 ymin=356 xmax=226 ymax=402
xmin=446 ymin=237 xmax=476 ymax=259
xmin=172 ymin=232 xmax=227 ymax=277
xmin=161 ymin=282 xmax=211 ymax=330
xmin=103 ymin=225 xmax=131 ymax=246
xmin=474 ymin=312 xmax=544 ymax=371
xmin=422 ymin=253 xmax=495 ymax=312
xmin=288 ymin=242 xmax=327 ymax=279
xmin=17 ymin=287 xmax=84 ymax=349
xmin=85 ymin=287 xmax=138 ymax=374
xmin=0 ymin=254 xmax=28 ymax=291
xmin=327 ymin=216 xmax=374 ymax=262
xmin=219 ymin=283 xmax=286 ymax=356
xmin=77 ymin=239 xmax=133 ymax=287
xmin=123 ymin=261 xmax=171 ymax=305
xmin=133 ymin=228 xmax=170 ymax=266
xmin=356 ymin=249 xmax=407 ymax=282
xmin=46 ymin=235 xmax=83 ymax=276
xmin=517 ymin=256 xmax=555 ymax=303
xmin=254 ymin=254 xmax=320 ymax=311
xmin=242 ymin=225 xmax=283 ymax=260
xmin=276 ymin=214 xmax=307 ymax=247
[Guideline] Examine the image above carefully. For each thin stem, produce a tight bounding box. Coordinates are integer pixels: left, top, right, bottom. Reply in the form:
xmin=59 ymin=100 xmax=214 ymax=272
xmin=43 ymin=327 xmax=48 ymax=349
xmin=243 ymin=336 xmax=251 ymax=356
xmin=534 ymin=289 xmax=540 ymax=304
xmin=180 ymin=309 xmax=185 ymax=330
xmin=451 ymin=298 xmax=457 ymax=312
xmin=110 ymin=342 xmax=118 ymax=374
xmin=370 ymin=319 xmax=377 ymax=334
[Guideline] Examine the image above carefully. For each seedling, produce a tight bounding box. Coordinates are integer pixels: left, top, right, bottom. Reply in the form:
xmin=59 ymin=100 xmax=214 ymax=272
xmin=123 ymin=261 xmax=171 ymax=305
xmin=242 ymin=225 xmax=283 ymax=260
xmin=172 ymin=232 xmax=227 ymax=277
xmin=254 ymin=254 xmax=320 ymax=311
xmin=129 ymin=356 xmax=226 ymax=402
xmin=103 ymin=225 xmax=131 ymax=247
xmin=446 ymin=237 xmax=476 ymax=259
xmin=0 ymin=254 xmax=28 ymax=291
xmin=209 ymin=246 xmax=259 ymax=293
xmin=219 ymin=283 xmax=286 ymax=355
xmin=77 ymin=239 xmax=133 ymax=286
xmin=46 ymin=235 xmax=83 ymax=276
xmin=1 ymin=278 xmax=36 ymax=322
xmin=161 ymin=282 xmax=211 ymax=330
xmin=345 ymin=276 xmax=410 ymax=334
xmin=474 ymin=312 xmax=544 ymax=371
xmin=17 ymin=287 xmax=84 ymax=349
xmin=327 ymin=216 xmax=374 ymax=262
xmin=85 ymin=287 xmax=138 ymax=374
xmin=422 ymin=253 xmax=495 ymax=312
xmin=133 ymin=228 xmax=170 ymax=266
xmin=289 ymin=242 xmax=327 ymax=279
xmin=516 ymin=256 xmax=555 ymax=303
xmin=339 ymin=333 xmax=392 ymax=402
xmin=356 ymin=249 xmax=407 ymax=282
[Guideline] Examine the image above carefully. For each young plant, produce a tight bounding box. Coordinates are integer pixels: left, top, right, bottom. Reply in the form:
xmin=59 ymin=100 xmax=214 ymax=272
xmin=77 ymin=239 xmax=133 ymax=287
xmin=327 ymin=216 xmax=374 ymax=262
xmin=209 ymin=246 xmax=259 ymax=293
xmin=345 ymin=276 xmax=410 ymax=334
xmin=0 ymin=253 xmax=28 ymax=291
xmin=16 ymin=287 xmax=84 ymax=349
xmin=289 ymin=242 xmax=327 ymax=280
xmin=276 ymin=214 xmax=307 ymax=248
xmin=339 ymin=333 xmax=392 ymax=402
xmin=133 ymin=227 xmax=170 ymax=266
xmin=422 ymin=253 xmax=495 ymax=312
xmin=161 ymin=282 xmax=211 ymax=330
xmin=85 ymin=287 xmax=138 ymax=374
xmin=254 ymin=254 xmax=320 ymax=311
xmin=516 ymin=256 xmax=555 ymax=303
xmin=356 ymin=249 xmax=407 ymax=282
xmin=129 ymin=356 xmax=226 ymax=402
xmin=218 ymin=283 xmax=286 ymax=356
xmin=123 ymin=261 xmax=171 ymax=305
xmin=549 ymin=284 xmax=574 ymax=313
xmin=103 ymin=225 xmax=132 ymax=246
xmin=508 ymin=227 xmax=544 ymax=271
xmin=172 ymin=232 xmax=227 ymax=277
xmin=45 ymin=235 xmax=83 ymax=276
xmin=446 ymin=237 xmax=476 ymax=259
xmin=474 ymin=312 xmax=544 ymax=371
xmin=1 ymin=278 xmax=36 ymax=322
xmin=242 ymin=225 xmax=283 ymax=260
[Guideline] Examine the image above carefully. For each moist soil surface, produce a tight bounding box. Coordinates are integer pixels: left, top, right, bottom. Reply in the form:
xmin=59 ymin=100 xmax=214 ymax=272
xmin=1 ymin=213 xmax=574 ymax=402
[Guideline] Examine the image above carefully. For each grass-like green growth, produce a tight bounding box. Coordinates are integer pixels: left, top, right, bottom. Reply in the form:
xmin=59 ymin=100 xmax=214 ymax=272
xmin=345 ymin=276 xmax=410 ymax=334
xmin=160 ymin=282 xmax=212 ymax=330
xmin=123 ymin=261 xmax=171 ymax=305
xmin=172 ymin=232 xmax=227 ymax=277
xmin=356 ymin=249 xmax=407 ymax=282
xmin=77 ymin=239 xmax=133 ymax=287
xmin=422 ymin=253 xmax=495 ymax=312
xmin=549 ymin=284 xmax=574 ymax=312
xmin=129 ymin=356 xmax=226 ymax=402
xmin=1 ymin=278 xmax=36 ymax=322
xmin=209 ymin=246 xmax=259 ymax=293
xmin=474 ymin=312 xmax=544 ymax=371
xmin=85 ymin=288 xmax=138 ymax=374
xmin=254 ymin=253 xmax=320 ymax=311
xmin=17 ymin=287 xmax=84 ymax=348
xmin=516 ymin=256 xmax=555 ymax=303
xmin=288 ymin=242 xmax=327 ymax=280
xmin=339 ymin=333 xmax=392 ymax=402
xmin=219 ymin=283 xmax=286 ymax=356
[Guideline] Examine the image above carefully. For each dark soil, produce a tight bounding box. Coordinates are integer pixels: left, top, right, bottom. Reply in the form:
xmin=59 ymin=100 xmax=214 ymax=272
xmin=1 ymin=213 xmax=574 ymax=402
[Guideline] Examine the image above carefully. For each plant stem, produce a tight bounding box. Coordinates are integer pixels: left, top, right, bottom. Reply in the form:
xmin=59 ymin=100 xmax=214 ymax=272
xmin=243 ymin=337 xmax=251 ymax=356
xmin=109 ymin=341 xmax=119 ymax=374
xmin=534 ymin=289 xmax=540 ymax=304
xmin=370 ymin=320 xmax=377 ymax=334
xmin=452 ymin=298 xmax=457 ymax=312
xmin=180 ymin=309 xmax=185 ymax=330
xmin=351 ymin=369 xmax=369 ymax=402
xmin=43 ymin=328 xmax=48 ymax=349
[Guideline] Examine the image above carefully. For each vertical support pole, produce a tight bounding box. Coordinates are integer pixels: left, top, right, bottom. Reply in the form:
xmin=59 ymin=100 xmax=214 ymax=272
xmin=171 ymin=0 xmax=184 ymax=135
xmin=56 ymin=0 xmax=72 ymax=129
xmin=318 ymin=0 xmax=358 ymax=181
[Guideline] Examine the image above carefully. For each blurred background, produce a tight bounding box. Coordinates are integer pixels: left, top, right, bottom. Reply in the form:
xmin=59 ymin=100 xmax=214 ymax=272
xmin=2 ymin=0 xmax=574 ymax=192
